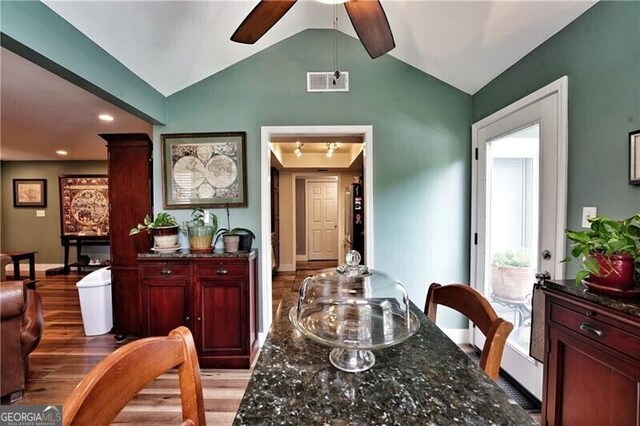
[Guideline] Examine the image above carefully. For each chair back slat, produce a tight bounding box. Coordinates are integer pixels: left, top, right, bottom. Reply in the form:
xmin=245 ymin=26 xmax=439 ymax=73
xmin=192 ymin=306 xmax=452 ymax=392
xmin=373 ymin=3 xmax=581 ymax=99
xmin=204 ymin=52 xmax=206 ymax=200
xmin=425 ymin=283 xmax=513 ymax=380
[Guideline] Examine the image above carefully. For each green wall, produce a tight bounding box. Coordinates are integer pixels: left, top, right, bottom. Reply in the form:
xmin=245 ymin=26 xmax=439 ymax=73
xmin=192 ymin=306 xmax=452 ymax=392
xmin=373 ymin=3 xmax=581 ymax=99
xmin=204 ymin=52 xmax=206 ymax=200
xmin=158 ymin=29 xmax=472 ymax=328
xmin=472 ymin=1 xmax=640 ymax=278
xmin=0 ymin=1 xmax=166 ymax=124
xmin=1 ymin=161 xmax=107 ymax=264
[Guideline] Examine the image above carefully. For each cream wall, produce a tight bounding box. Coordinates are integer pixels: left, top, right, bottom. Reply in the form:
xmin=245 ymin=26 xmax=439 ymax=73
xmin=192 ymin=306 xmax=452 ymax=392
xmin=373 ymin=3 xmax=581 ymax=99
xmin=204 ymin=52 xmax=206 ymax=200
xmin=278 ymin=170 xmax=362 ymax=271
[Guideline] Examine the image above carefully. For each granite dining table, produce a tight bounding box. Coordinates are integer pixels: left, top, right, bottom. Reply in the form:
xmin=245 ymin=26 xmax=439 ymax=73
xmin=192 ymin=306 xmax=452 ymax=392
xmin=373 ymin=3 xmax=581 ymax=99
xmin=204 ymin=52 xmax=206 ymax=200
xmin=233 ymin=291 xmax=535 ymax=425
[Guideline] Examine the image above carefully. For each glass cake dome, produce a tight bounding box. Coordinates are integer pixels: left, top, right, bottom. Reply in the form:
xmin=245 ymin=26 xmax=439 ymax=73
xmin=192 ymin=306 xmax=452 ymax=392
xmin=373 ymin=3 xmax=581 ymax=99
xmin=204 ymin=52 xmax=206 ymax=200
xmin=289 ymin=251 xmax=420 ymax=372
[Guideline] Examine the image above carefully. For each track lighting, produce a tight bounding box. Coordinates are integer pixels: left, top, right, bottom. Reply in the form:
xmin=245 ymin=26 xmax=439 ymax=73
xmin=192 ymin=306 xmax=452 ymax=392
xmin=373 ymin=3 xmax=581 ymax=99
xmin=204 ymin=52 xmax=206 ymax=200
xmin=326 ymin=142 xmax=339 ymax=157
xmin=294 ymin=141 xmax=304 ymax=157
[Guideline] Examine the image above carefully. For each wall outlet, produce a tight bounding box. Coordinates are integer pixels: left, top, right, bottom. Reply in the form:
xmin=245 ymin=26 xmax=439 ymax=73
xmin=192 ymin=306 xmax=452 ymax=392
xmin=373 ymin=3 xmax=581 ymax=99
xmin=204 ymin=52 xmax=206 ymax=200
xmin=581 ymin=207 xmax=597 ymax=228
xmin=36 ymin=210 xmax=45 ymax=217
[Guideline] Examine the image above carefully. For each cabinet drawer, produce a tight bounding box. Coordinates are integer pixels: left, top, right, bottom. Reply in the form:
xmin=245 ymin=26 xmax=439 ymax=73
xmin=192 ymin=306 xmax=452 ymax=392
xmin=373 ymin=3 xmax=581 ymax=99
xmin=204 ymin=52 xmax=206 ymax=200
xmin=196 ymin=261 xmax=246 ymax=278
xmin=141 ymin=262 xmax=190 ymax=278
xmin=549 ymin=302 xmax=640 ymax=361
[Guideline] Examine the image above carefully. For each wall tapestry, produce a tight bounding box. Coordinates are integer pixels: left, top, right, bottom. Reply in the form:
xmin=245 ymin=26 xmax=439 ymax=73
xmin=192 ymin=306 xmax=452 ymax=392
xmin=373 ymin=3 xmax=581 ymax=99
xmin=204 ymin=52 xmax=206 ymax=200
xmin=59 ymin=175 xmax=109 ymax=235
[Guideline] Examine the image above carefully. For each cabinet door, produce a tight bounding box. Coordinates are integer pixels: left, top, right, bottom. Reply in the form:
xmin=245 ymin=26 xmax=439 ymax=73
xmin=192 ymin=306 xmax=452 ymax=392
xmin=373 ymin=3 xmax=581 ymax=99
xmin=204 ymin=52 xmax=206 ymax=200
xmin=544 ymin=325 xmax=640 ymax=425
xmin=142 ymin=279 xmax=190 ymax=337
xmin=196 ymin=278 xmax=247 ymax=356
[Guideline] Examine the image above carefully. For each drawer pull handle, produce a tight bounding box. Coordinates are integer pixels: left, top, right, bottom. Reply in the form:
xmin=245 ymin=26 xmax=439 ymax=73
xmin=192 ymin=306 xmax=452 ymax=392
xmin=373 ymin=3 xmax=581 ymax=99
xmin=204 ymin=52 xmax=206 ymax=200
xmin=216 ymin=269 xmax=229 ymax=275
xmin=160 ymin=268 xmax=173 ymax=275
xmin=580 ymin=323 xmax=604 ymax=338
xmin=197 ymin=317 xmax=202 ymax=322
xmin=185 ymin=316 xmax=190 ymax=322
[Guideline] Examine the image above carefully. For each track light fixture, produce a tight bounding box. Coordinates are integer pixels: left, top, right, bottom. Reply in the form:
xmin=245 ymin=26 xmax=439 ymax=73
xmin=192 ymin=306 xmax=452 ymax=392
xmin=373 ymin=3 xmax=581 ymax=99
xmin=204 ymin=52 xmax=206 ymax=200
xmin=294 ymin=141 xmax=304 ymax=157
xmin=326 ymin=142 xmax=339 ymax=157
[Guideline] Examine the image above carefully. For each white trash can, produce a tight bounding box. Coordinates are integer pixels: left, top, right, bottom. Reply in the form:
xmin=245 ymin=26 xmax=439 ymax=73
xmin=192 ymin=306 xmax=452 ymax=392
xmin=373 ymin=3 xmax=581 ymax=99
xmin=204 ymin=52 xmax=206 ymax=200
xmin=76 ymin=266 xmax=113 ymax=336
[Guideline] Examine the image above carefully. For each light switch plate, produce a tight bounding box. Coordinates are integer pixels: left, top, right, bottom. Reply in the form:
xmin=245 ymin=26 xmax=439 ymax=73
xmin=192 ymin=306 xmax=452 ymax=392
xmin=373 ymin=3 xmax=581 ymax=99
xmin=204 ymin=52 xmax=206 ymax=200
xmin=582 ymin=207 xmax=597 ymax=228
xmin=36 ymin=210 xmax=45 ymax=217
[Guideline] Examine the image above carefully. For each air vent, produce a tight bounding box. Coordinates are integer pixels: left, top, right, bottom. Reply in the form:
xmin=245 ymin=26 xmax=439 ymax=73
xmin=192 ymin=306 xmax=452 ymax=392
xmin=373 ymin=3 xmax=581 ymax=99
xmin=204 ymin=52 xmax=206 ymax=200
xmin=307 ymin=72 xmax=349 ymax=92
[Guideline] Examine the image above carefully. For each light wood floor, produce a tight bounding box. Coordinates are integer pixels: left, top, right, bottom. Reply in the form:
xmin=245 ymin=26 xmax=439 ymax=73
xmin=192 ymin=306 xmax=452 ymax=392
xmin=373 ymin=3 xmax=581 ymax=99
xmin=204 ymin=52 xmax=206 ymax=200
xmin=13 ymin=273 xmax=252 ymax=425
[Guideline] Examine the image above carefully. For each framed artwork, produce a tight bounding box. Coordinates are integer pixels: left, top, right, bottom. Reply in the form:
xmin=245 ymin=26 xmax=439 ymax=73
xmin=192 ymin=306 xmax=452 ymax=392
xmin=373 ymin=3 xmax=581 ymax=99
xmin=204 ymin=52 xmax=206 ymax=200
xmin=13 ymin=179 xmax=47 ymax=207
xmin=162 ymin=132 xmax=248 ymax=208
xmin=631 ymin=130 xmax=640 ymax=185
xmin=59 ymin=175 xmax=109 ymax=235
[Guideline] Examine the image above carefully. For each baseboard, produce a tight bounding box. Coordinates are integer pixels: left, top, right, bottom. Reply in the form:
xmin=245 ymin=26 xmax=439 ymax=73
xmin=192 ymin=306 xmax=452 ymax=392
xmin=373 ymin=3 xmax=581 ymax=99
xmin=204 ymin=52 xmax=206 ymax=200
xmin=277 ymin=263 xmax=296 ymax=272
xmin=296 ymin=255 xmax=308 ymax=262
xmin=443 ymin=328 xmax=470 ymax=344
xmin=10 ymin=263 xmax=64 ymax=272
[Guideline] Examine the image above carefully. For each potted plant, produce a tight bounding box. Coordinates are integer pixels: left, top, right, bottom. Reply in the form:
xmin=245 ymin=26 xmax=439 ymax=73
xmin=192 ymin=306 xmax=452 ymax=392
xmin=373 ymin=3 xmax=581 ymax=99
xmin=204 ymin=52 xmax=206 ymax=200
xmin=565 ymin=214 xmax=640 ymax=290
xmin=490 ymin=248 xmax=534 ymax=300
xmin=181 ymin=208 xmax=218 ymax=252
xmin=129 ymin=212 xmax=179 ymax=248
xmin=213 ymin=206 xmax=255 ymax=253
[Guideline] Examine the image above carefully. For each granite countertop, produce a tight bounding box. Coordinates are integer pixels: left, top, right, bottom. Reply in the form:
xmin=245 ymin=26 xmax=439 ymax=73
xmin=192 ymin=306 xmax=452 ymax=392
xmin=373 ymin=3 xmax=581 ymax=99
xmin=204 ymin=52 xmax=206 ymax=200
xmin=233 ymin=292 xmax=535 ymax=425
xmin=544 ymin=279 xmax=640 ymax=318
xmin=137 ymin=249 xmax=256 ymax=259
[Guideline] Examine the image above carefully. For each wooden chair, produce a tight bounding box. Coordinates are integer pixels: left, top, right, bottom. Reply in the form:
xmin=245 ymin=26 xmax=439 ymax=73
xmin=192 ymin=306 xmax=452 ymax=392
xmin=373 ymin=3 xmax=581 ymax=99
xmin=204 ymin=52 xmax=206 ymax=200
xmin=425 ymin=283 xmax=513 ymax=381
xmin=63 ymin=326 xmax=205 ymax=426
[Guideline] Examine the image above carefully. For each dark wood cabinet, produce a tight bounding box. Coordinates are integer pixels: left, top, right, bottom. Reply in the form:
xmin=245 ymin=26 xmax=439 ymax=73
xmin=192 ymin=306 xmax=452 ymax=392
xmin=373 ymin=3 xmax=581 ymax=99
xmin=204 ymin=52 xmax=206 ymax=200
xmin=100 ymin=133 xmax=153 ymax=337
xmin=542 ymin=287 xmax=640 ymax=425
xmin=138 ymin=252 xmax=258 ymax=368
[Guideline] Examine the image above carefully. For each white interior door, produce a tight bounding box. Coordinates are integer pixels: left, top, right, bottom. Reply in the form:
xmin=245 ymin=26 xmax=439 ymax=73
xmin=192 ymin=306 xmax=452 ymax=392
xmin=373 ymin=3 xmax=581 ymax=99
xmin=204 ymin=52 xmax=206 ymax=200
xmin=307 ymin=180 xmax=338 ymax=260
xmin=471 ymin=77 xmax=567 ymax=400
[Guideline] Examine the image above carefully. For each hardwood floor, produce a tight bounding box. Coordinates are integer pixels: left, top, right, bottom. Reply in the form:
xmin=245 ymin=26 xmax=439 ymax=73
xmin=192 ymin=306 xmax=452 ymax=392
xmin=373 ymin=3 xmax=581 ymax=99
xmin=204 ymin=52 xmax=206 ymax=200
xmin=13 ymin=273 xmax=251 ymax=425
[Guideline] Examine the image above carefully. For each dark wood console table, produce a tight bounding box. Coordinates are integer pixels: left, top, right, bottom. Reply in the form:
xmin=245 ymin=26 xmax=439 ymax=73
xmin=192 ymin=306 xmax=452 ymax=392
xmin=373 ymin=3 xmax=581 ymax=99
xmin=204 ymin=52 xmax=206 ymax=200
xmin=3 ymin=250 xmax=37 ymax=284
xmin=61 ymin=235 xmax=110 ymax=274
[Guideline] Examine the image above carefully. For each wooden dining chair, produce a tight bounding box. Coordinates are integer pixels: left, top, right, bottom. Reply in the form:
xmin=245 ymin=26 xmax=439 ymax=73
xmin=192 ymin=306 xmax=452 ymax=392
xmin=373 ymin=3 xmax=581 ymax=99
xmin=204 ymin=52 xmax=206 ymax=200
xmin=63 ymin=326 xmax=205 ymax=426
xmin=425 ymin=283 xmax=513 ymax=381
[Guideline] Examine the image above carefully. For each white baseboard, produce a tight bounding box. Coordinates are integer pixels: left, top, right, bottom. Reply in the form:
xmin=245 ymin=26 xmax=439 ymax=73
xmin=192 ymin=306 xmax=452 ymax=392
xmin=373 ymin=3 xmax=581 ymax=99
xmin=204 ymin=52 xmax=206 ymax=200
xmin=443 ymin=328 xmax=470 ymax=344
xmin=277 ymin=263 xmax=296 ymax=272
xmin=296 ymin=255 xmax=308 ymax=262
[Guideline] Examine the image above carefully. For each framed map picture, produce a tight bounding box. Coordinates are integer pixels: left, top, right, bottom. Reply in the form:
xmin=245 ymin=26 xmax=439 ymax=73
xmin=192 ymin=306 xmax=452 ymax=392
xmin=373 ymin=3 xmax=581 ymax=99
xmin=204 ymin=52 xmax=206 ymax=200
xmin=162 ymin=132 xmax=248 ymax=208
xmin=13 ymin=179 xmax=47 ymax=207
xmin=59 ymin=175 xmax=109 ymax=235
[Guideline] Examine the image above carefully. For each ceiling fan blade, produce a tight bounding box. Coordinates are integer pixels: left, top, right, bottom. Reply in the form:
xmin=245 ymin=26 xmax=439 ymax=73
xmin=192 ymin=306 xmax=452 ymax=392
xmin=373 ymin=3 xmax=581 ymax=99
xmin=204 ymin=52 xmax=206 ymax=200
xmin=344 ymin=0 xmax=395 ymax=59
xmin=231 ymin=0 xmax=297 ymax=44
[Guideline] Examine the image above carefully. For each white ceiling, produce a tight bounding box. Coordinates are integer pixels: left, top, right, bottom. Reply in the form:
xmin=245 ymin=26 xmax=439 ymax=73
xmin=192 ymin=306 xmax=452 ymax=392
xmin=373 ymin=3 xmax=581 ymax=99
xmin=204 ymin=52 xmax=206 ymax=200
xmin=0 ymin=48 xmax=152 ymax=161
xmin=43 ymin=0 xmax=596 ymax=96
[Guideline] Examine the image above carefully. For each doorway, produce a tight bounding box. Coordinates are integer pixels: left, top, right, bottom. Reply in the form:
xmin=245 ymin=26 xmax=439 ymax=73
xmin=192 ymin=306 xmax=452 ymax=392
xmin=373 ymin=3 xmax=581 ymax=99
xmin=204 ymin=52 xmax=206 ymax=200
xmin=471 ymin=76 xmax=568 ymax=399
xmin=260 ymin=125 xmax=374 ymax=342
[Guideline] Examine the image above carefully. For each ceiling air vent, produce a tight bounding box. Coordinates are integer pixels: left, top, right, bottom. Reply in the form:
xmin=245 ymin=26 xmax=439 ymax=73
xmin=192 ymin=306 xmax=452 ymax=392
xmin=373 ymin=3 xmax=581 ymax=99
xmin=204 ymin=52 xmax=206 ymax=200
xmin=307 ymin=72 xmax=349 ymax=93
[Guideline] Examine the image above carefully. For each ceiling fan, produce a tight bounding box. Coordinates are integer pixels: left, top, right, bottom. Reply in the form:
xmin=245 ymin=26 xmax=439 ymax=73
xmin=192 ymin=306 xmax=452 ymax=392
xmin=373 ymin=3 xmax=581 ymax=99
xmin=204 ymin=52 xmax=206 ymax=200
xmin=231 ymin=0 xmax=395 ymax=59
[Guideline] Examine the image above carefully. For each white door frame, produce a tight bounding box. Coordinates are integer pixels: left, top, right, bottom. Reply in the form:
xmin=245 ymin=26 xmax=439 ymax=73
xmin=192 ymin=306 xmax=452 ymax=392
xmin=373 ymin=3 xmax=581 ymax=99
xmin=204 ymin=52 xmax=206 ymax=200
xmin=470 ymin=76 xmax=568 ymax=398
xmin=260 ymin=125 xmax=374 ymax=344
xmin=306 ymin=178 xmax=340 ymax=261
xmin=290 ymin=174 xmax=341 ymax=264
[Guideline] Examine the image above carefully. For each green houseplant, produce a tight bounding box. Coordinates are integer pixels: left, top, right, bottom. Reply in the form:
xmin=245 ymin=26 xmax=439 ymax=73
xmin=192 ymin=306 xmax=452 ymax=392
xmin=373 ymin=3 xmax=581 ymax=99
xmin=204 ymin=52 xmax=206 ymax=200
xmin=490 ymin=248 xmax=533 ymax=300
xmin=565 ymin=214 xmax=640 ymax=290
xmin=181 ymin=208 xmax=218 ymax=252
xmin=129 ymin=212 xmax=179 ymax=248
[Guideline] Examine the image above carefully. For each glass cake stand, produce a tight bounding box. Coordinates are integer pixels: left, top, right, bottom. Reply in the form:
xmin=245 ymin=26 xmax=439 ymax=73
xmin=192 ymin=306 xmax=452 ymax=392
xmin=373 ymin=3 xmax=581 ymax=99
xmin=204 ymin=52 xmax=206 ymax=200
xmin=289 ymin=251 xmax=420 ymax=373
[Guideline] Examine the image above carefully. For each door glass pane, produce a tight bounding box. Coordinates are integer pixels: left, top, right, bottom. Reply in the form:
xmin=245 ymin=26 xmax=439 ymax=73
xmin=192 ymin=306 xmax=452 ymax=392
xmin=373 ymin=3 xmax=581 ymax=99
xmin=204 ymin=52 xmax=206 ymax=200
xmin=485 ymin=124 xmax=539 ymax=356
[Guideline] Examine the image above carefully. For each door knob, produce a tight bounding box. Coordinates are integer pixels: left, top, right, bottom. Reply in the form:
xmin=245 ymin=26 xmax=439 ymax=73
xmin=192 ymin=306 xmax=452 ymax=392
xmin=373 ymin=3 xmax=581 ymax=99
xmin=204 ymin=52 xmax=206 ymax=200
xmin=535 ymin=271 xmax=551 ymax=284
xmin=541 ymin=250 xmax=552 ymax=260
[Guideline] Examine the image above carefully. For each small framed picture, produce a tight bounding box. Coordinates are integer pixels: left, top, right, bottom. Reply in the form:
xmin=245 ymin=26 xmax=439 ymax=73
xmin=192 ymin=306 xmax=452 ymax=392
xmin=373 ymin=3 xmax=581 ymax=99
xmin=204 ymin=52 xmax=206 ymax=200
xmin=631 ymin=130 xmax=640 ymax=185
xmin=13 ymin=179 xmax=47 ymax=207
xmin=162 ymin=132 xmax=248 ymax=208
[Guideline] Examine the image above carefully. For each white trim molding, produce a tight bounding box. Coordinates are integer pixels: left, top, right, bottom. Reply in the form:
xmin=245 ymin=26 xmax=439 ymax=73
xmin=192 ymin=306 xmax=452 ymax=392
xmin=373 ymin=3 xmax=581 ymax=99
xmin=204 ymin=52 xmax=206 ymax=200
xmin=260 ymin=125 xmax=374 ymax=345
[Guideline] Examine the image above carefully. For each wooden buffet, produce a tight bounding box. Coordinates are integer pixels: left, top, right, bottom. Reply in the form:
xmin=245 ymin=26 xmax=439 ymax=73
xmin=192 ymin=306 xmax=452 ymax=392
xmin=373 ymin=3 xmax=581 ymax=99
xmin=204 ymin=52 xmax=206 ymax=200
xmin=542 ymin=280 xmax=640 ymax=425
xmin=137 ymin=251 xmax=258 ymax=369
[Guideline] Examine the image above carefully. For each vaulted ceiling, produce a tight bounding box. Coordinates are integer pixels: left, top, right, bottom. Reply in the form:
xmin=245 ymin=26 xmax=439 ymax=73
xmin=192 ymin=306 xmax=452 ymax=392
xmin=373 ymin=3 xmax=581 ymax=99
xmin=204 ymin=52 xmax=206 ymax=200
xmin=43 ymin=1 xmax=596 ymax=96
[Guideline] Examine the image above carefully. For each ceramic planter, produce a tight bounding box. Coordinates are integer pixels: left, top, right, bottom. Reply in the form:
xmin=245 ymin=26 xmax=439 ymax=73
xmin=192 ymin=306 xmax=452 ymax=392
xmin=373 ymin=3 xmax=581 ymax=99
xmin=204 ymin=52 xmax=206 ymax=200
xmin=151 ymin=226 xmax=179 ymax=248
xmin=188 ymin=225 xmax=215 ymax=252
xmin=223 ymin=234 xmax=240 ymax=253
xmin=588 ymin=253 xmax=635 ymax=290
xmin=490 ymin=264 xmax=534 ymax=300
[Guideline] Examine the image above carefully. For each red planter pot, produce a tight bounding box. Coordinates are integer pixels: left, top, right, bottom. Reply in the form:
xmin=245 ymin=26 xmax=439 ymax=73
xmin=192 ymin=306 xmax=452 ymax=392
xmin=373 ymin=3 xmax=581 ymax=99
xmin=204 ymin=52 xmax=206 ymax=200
xmin=589 ymin=253 xmax=635 ymax=290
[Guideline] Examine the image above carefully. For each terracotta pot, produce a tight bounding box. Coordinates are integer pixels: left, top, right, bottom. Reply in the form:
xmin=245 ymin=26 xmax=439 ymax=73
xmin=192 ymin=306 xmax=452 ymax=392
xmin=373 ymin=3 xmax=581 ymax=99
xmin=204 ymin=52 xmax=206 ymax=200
xmin=589 ymin=253 xmax=635 ymax=290
xmin=223 ymin=235 xmax=240 ymax=253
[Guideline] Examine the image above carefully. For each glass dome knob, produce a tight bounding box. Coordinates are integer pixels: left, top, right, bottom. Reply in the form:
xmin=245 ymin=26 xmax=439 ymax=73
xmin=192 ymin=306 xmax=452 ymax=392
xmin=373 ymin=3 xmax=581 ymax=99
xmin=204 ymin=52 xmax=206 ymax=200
xmin=346 ymin=250 xmax=361 ymax=267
